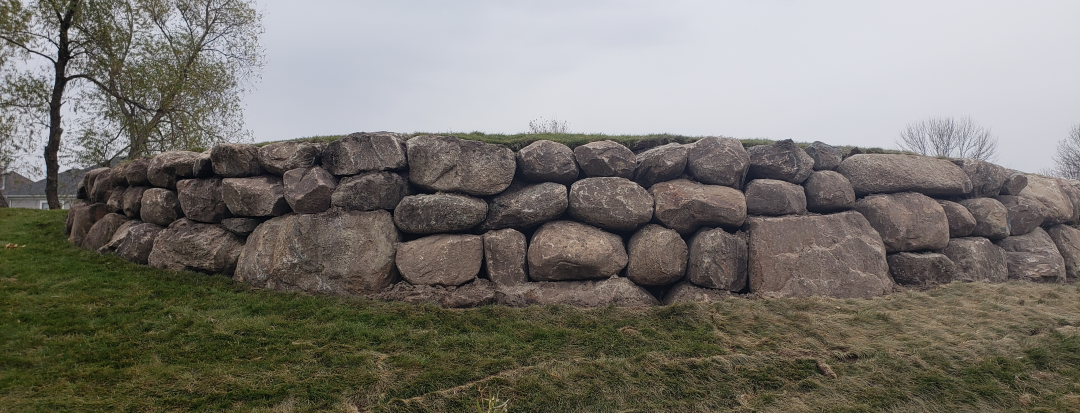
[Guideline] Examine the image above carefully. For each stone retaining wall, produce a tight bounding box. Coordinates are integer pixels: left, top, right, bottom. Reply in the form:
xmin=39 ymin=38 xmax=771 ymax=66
xmin=66 ymin=133 xmax=1080 ymax=307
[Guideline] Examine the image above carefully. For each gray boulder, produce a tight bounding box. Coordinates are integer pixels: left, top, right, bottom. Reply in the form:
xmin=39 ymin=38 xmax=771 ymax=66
xmin=81 ymin=213 xmax=129 ymax=251
xmin=89 ymin=168 xmax=119 ymax=204
xmin=99 ymin=221 xmax=163 ymax=265
xmin=516 ymin=140 xmax=579 ymax=184
xmin=1000 ymin=171 xmax=1028 ymax=195
xmin=235 ymin=209 xmax=400 ymax=293
xmin=744 ymin=179 xmax=807 ymax=216
xmin=959 ymin=198 xmax=1010 ymax=240
xmin=121 ymin=186 xmax=148 ymax=218
xmin=68 ymin=203 xmax=110 ymax=246
xmin=407 ymin=134 xmax=515 ymax=196
xmin=105 ymin=187 xmax=126 ymax=213
xmin=258 ymin=141 xmax=323 ymax=175
xmin=480 ymin=181 xmax=568 ymax=231
xmin=331 ymin=172 xmax=408 ymax=212
xmin=1018 ymin=175 xmax=1076 ymax=226
xmin=221 ymin=176 xmax=291 ymax=217
xmin=650 ymin=179 xmax=746 ymax=235
xmin=746 ymin=139 xmax=815 ymax=184
xmin=995 ymin=227 xmax=1067 ymax=283
xmin=567 ymin=177 xmax=653 ymax=232
xmin=192 ymin=153 xmax=214 ymax=178
xmin=496 ymin=277 xmax=659 ymax=308
xmin=1047 ymin=224 xmax=1080 ymax=282
xmin=997 ymin=195 xmax=1045 ymax=236
xmin=942 ymin=237 xmax=1008 ymax=283
xmin=80 ymin=167 xmax=111 ymax=201
xmin=952 ymin=159 xmax=1008 ymax=198
xmin=633 ymin=143 xmax=687 ymax=188
xmin=626 ymin=224 xmax=688 ymax=286
xmin=573 ymin=140 xmax=636 ymax=179
xmin=886 ymin=252 xmax=957 ymax=286
xmin=747 ymin=211 xmax=893 ymax=298
xmin=483 ymin=229 xmax=528 ymax=286
xmin=140 ymin=188 xmax=184 ymax=226
xmin=176 ymin=178 xmax=231 ymax=224
xmin=804 ymin=141 xmax=842 ymax=171
xmin=687 ymin=227 xmax=748 ymax=291
xmin=662 ymin=282 xmax=732 ymax=305
xmin=147 ymin=151 xmax=201 ymax=189
xmin=803 ymin=170 xmax=856 ymax=213
xmin=685 ymin=137 xmax=749 ymax=188
xmin=527 ymin=220 xmax=628 ymax=281
xmin=283 ymin=166 xmax=338 ymax=214
xmin=396 ymin=234 xmax=484 ymax=287
xmin=937 ymin=200 xmax=977 ymax=238
xmin=322 ymin=132 xmax=408 ymax=175
xmin=393 ymin=193 xmax=487 ymax=234
xmin=148 ymin=218 xmax=245 ymax=275
xmin=370 ymin=279 xmax=496 ymax=308
xmin=125 ymin=158 xmax=151 ymax=187
xmin=211 ymin=143 xmax=264 ymax=177
xmin=853 ymin=192 xmax=950 ymax=253
xmin=221 ymin=217 xmax=265 ymax=237
xmin=838 ymin=154 xmax=973 ymax=196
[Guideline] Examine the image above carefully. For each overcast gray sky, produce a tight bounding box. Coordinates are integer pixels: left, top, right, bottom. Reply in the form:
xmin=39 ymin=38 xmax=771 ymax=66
xmin=243 ymin=0 xmax=1080 ymax=173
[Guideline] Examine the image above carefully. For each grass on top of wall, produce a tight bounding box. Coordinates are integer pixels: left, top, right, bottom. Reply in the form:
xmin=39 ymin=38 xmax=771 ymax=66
xmin=4 ymin=208 xmax=1077 ymax=412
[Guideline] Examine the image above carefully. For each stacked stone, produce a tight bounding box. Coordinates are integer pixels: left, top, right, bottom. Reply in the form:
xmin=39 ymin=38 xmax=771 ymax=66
xmin=66 ymin=133 xmax=1080 ymax=309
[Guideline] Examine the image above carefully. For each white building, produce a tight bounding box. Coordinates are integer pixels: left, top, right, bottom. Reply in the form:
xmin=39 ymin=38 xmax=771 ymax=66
xmin=1 ymin=170 xmax=84 ymax=209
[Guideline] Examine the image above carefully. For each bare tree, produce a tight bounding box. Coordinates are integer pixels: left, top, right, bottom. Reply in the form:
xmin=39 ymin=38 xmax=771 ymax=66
xmin=528 ymin=117 xmax=569 ymax=134
xmin=896 ymin=116 xmax=997 ymax=161
xmin=1047 ymin=124 xmax=1080 ymax=180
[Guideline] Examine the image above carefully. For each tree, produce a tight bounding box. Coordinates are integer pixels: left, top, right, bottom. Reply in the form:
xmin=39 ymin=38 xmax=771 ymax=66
xmin=896 ymin=116 xmax=997 ymax=161
xmin=1047 ymin=124 xmax=1080 ymax=180
xmin=0 ymin=0 xmax=263 ymax=209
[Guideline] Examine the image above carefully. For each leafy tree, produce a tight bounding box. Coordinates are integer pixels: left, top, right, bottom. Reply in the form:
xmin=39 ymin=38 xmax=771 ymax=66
xmin=896 ymin=116 xmax=997 ymax=161
xmin=1047 ymin=124 xmax=1080 ymax=180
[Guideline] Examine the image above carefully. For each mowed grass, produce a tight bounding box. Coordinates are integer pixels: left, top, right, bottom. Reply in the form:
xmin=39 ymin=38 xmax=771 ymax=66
xmin=2 ymin=208 xmax=1079 ymax=412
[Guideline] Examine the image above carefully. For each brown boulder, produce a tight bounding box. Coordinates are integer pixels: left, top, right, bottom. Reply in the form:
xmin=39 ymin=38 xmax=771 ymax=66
xmin=125 ymin=158 xmax=151 ymax=187
xmin=804 ymin=141 xmax=842 ymax=171
xmin=393 ymin=193 xmax=488 ymax=234
xmin=495 ymin=277 xmax=659 ymax=308
xmin=99 ymin=220 xmax=163 ymax=265
xmin=221 ymin=176 xmax=291 ymax=217
xmin=147 ymin=151 xmax=201 ymax=189
xmin=573 ymin=140 xmax=636 ymax=179
xmin=744 ymin=179 xmax=807 ymax=216
xmin=661 ymin=282 xmax=732 ymax=305
xmin=527 ymin=220 xmax=628 ymax=281
xmin=148 ymin=218 xmax=245 ymax=275
xmin=1018 ymin=175 xmax=1076 ymax=226
xmin=937 ymin=200 xmax=977 ymax=238
xmin=650 ymin=179 xmax=746 ymax=235
xmin=105 ymin=187 xmax=126 ymax=213
xmin=210 ymin=143 xmax=264 ymax=177
xmin=853 ymin=192 xmax=950 ymax=253
xmin=685 ymin=137 xmax=749 ymax=188
xmin=958 ymin=198 xmax=1010 ymax=240
xmin=331 ymin=172 xmax=409 ymax=212
xmin=687 ymin=228 xmax=748 ymax=291
xmin=221 ymin=217 xmax=265 ymax=237
xmin=483 ymin=229 xmax=528 ymax=286
xmin=480 ymin=182 xmax=567 ymax=231
xmin=952 ymin=159 xmax=1008 ymax=198
xmin=370 ymin=279 xmax=496 ymax=308
xmin=406 ymin=134 xmax=515 ymax=196
xmin=995 ymin=227 xmax=1066 ymax=283
xmin=746 ymin=139 xmax=815 ymax=184
xmin=81 ymin=213 xmax=129 ymax=251
xmin=283 ymin=166 xmax=338 ymax=214
xmin=322 ymin=132 xmax=408 ymax=175
xmin=626 ymin=224 xmax=688 ymax=286
xmin=1047 ymin=224 xmax=1080 ymax=282
xmin=258 ymin=141 xmax=324 ymax=175
xmin=633 ymin=143 xmax=687 ymax=188
xmin=68 ymin=202 xmax=110 ymax=246
xmin=396 ymin=234 xmax=484 ymax=287
xmin=516 ymin=140 xmax=579 ymax=184
xmin=942 ymin=237 xmax=1008 ymax=283
xmin=568 ymin=177 xmax=653 ymax=232
xmin=192 ymin=153 xmax=214 ymax=178
xmin=121 ymin=186 xmax=148 ymax=218
xmin=886 ymin=252 xmax=957 ymax=286
xmin=837 ymin=154 xmax=973 ymax=196
xmin=140 ymin=188 xmax=184 ymax=226
xmin=999 ymin=171 xmax=1028 ymax=195
xmin=176 ymin=178 xmax=231 ymax=224
xmin=803 ymin=170 xmax=856 ymax=213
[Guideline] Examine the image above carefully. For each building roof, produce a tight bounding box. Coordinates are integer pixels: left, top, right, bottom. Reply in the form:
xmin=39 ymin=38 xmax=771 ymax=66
xmin=1 ymin=169 xmax=87 ymax=197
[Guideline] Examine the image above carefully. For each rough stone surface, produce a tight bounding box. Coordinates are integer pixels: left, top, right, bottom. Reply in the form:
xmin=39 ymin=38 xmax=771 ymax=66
xmin=853 ymin=192 xmax=950 ymax=253
xmin=407 ymin=134 xmax=515 ymax=196
xmin=626 ymin=224 xmax=688 ymax=286
xmin=121 ymin=186 xmax=148 ymax=218
xmin=222 ymin=176 xmax=291 ymax=217
xmin=496 ymin=277 xmax=659 ymax=308
xmin=396 ymin=234 xmax=484 ymax=287
xmin=79 ymin=167 xmax=110 ymax=201
xmin=516 ymin=140 xmax=579 ymax=184
xmin=650 ymin=179 xmax=747 ymax=235
xmin=685 ymin=137 xmax=749 ymax=188
xmin=68 ymin=203 xmax=110 ymax=246
xmin=527 ymin=220 xmax=628 ymax=281
xmin=148 ymin=219 xmax=245 ymax=274
xmin=210 ymin=143 xmax=264 ymax=177
xmin=176 ymin=178 xmax=231 ymax=224
xmin=109 ymin=163 xmax=131 ymax=187
xmin=1000 ymin=171 xmax=1028 ymax=195
xmin=662 ymin=282 xmax=732 ymax=305
xmin=125 ymin=158 xmax=151 ymax=186
xmin=747 ymin=211 xmax=894 ymax=298
xmin=370 ymin=279 xmax=496 ymax=308
xmin=283 ymin=166 xmax=338 ymax=214
xmin=89 ymin=168 xmax=120 ymax=204
xmin=959 ymin=198 xmax=1011 ymax=240
xmin=331 ymin=172 xmax=408 ymax=212
xmin=803 ymin=171 xmax=856 ymax=213
xmin=393 ymin=193 xmax=488 ymax=234
xmin=192 ymin=153 xmax=214 ymax=178
xmin=886 ymin=252 xmax=957 ymax=286
xmin=744 ymin=179 xmax=807 ymax=216
xmin=573 ymin=140 xmax=636 ymax=179
xmin=483 ymin=229 xmax=528 ymax=286
xmin=480 ymin=182 xmax=568 ymax=231
xmin=81 ymin=213 xmax=129 ymax=251
xmin=633 ymin=143 xmax=687 ymax=188
xmin=687 ymin=228 xmax=748 ymax=291
xmin=953 ymin=159 xmax=1008 ymax=198
xmin=322 ymin=132 xmax=408 ymax=175
xmin=235 ymin=209 xmax=400 ymax=293
xmin=258 ymin=141 xmax=323 ymax=175
xmin=942 ymin=237 xmax=1008 ymax=283
xmin=140 ymin=188 xmax=184 ymax=226
xmin=746 ymin=139 xmax=815 ymax=184
xmin=100 ymin=221 xmax=163 ymax=265
xmin=1018 ymin=175 xmax=1076 ymax=226
xmin=838 ymin=154 xmax=973 ymax=196
xmin=938 ymin=200 xmax=977 ymax=238
xmin=804 ymin=141 xmax=843 ymax=171
xmin=221 ymin=217 xmax=265 ymax=237
xmin=567 ymin=177 xmax=653 ymax=232
xmin=105 ymin=187 xmax=126 ymax=213
xmin=1047 ymin=224 xmax=1080 ymax=282
xmin=995 ymin=227 xmax=1067 ymax=283
xmin=147 ymin=151 xmax=201 ymax=189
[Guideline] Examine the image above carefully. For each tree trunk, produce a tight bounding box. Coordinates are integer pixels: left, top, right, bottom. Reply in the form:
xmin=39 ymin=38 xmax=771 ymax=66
xmin=44 ymin=1 xmax=79 ymax=209
xmin=0 ymin=189 xmax=8 ymax=208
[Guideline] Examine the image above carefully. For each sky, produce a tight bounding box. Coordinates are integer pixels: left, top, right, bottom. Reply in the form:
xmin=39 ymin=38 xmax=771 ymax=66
xmin=242 ymin=0 xmax=1080 ymax=174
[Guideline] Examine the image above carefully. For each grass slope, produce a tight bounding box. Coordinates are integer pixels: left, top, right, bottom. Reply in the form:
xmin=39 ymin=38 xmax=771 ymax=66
xmin=1 ymin=208 xmax=1079 ymax=412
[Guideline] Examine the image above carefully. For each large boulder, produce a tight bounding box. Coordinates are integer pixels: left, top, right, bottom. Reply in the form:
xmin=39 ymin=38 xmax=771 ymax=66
xmin=746 ymin=139 xmax=815 ymax=184
xmin=210 ymin=143 xmax=264 ymax=177
xmin=283 ymin=166 xmax=338 ymax=214
xmin=1047 ymin=224 xmax=1080 ymax=282
xmin=331 ymin=172 xmax=408 ymax=212
xmin=124 ymin=158 xmax=151 ymax=187
xmin=744 ymin=179 xmax=807 ymax=216
xmin=527 ymin=220 xmax=628 ymax=281
xmin=496 ymin=277 xmax=659 ymax=308
xmin=837 ymin=154 xmax=973 ymax=196
xmin=952 ymin=159 xmax=1008 ymax=198
xmin=1000 ymin=171 xmax=1028 ymax=195
xmin=747 ymin=211 xmax=893 ymax=298
xmin=147 ymin=151 xmax=201 ymax=189
xmin=321 ymin=132 xmax=408 ymax=175
xmin=396 ymin=234 xmax=484 ymax=287
xmin=192 ymin=152 xmax=214 ymax=178
xmin=853 ymin=192 xmax=950 ymax=253
xmin=105 ymin=187 xmax=126 ymax=213
xmin=687 ymin=228 xmax=748 ymax=291
xmin=393 ymin=193 xmax=488 ymax=234
xmin=958 ymin=198 xmax=1010 ymax=240
xmin=480 ymin=182 xmax=568 ymax=231
xmin=626 ymin=224 xmax=688 ymax=286
xmin=68 ymin=203 xmax=110 ymax=246
xmin=995 ymin=227 xmax=1067 ymax=283
xmin=567 ymin=177 xmax=653 ymax=232
xmin=685 ymin=137 xmax=749 ymax=189
xmin=650 ymin=179 xmax=746 ymax=235
xmin=573 ymin=140 xmax=636 ymax=179
xmin=89 ymin=168 xmax=120 ymax=204
xmin=942 ymin=237 xmax=1008 ymax=283
xmin=176 ymin=178 xmax=231 ymax=224
xmin=80 ymin=213 xmax=129 ymax=251
xmin=516 ymin=140 xmax=579 ymax=184
xmin=99 ymin=221 xmax=163 ymax=265
xmin=121 ymin=186 xmax=148 ymax=218
xmin=407 ymin=134 xmax=515 ymax=196
xmin=221 ymin=176 xmax=291 ymax=217
xmin=257 ymin=141 xmax=323 ymax=175
xmin=235 ymin=209 xmax=400 ymax=293
xmin=148 ymin=218 xmax=245 ymax=274
xmin=483 ymin=229 xmax=528 ymax=286
xmin=370 ymin=279 xmax=496 ymax=308
xmin=886 ymin=252 xmax=957 ymax=286
xmin=221 ymin=217 xmax=265 ymax=237
xmin=804 ymin=141 xmax=842 ymax=171
xmin=662 ymin=282 xmax=732 ymax=305
xmin=633 ymin=143 xmax=687 ymax=188
xmin=1018 ymin=175 xmax=1076 ymax=226
xmin=937 ymin=200 xmax=977 ymax=238
xmin=803 ymin=171 xmax=856 ymax=213
xmin=79 ymin=167 xmax=110 ymax=201
xmin=140 ymin=188 xmax=184 ymax=226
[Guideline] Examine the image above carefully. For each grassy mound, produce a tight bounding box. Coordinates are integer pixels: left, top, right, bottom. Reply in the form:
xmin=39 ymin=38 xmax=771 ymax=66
xmin=1 ymin=208 xmax=1078 ymax=412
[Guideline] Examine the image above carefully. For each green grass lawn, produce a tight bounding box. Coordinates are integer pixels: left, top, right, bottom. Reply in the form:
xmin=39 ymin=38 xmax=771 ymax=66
xmin=2 ymin=208 xmax=1079 ymax=412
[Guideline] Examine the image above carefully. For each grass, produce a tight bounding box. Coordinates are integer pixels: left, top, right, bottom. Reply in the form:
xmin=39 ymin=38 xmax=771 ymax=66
xmin=2 ymin=208 xmax=1079 ymax=412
